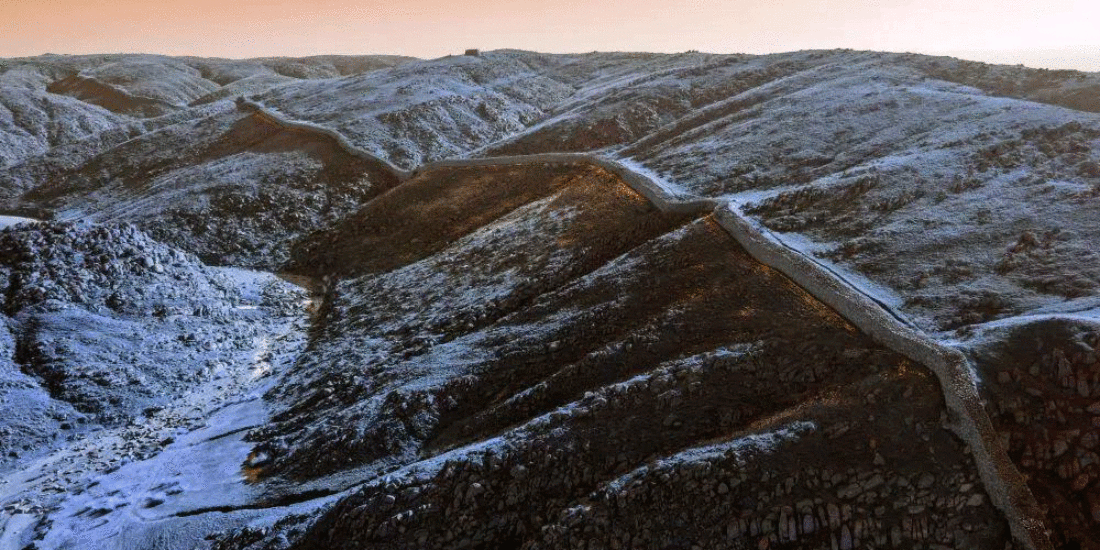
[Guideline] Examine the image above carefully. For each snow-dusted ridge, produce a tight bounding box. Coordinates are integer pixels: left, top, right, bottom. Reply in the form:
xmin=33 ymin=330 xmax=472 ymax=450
xmin=243 ymin=97 xmax=1052 ymax=549
xmin=711 ymin=204 xmax=1051 ymax=550
xmin=239 ymin=99 xmax=718 ymax=213
xmin=236 ymin=99 xmax=414 ymax=180
xmin=7 ymin=51 xmax=1097 ymax=548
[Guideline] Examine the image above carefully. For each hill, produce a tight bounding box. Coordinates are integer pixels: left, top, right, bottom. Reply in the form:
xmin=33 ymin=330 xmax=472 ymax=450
xmin=2 ymin=49 xmax=1099 ymax=550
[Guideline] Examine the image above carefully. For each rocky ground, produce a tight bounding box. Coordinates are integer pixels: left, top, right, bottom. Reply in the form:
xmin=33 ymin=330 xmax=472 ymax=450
xmin=0 ymin=221 xmax=313 ymax=549
xmin=213 ymin=164 xmax=1014 ymax=550
xmin=1 ymin=49 xmax=1098 ymax=549
xmin=970 ymin=318 xmax=1100 ymax=549
xmin=0 ymin=54 xmax=410 ymax=169
xmin=7 ymin=105 xmax=400 ymax=269
xmin=7 ymin=49 xmax=1100 ymax=329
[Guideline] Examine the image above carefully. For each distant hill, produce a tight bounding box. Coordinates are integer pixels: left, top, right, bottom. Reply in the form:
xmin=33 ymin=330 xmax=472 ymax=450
xmin=942 ymin=46 xmax=1100 ymax=72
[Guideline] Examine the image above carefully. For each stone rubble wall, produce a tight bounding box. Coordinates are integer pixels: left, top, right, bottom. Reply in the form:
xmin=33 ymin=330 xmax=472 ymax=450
xmin=710 ymin=206 xmax=1052 ymax=550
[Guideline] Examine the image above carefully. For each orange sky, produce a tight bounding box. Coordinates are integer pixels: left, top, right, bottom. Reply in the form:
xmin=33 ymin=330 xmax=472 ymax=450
xmin=3 ymin=0 xmax=1099 ymax=69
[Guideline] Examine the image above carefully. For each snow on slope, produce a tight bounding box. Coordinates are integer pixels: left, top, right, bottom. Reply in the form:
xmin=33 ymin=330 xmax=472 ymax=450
xmin=452 ymin=49 xmax=1100 ymax=336
xmin=0 ymin=53 xmax=412 ymax=174
xmin=252 ymin=51 xmax=577 ymax=169
xmin=3 ymin=49 xmax=1100 ymax=549
xmin=620 ymin=53 xmax=1100 ymax=333
xmin=0 ymin=221 xmax=300 ymax=486
xmin=0 ymin=65 xmax=125 ymax=169
xmin=479 ymin=51 xmax=826 ymax=157
xmin=7 ymin=102 xmax=400 ymax=268
xmin=186 ymin=55 xmax=416 ymax=106
xmin=0 ymin=221 xmax=311 ymax=549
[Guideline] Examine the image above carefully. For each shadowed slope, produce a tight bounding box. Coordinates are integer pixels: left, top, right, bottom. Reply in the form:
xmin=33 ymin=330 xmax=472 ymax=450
xmin=230 ymin=164 xmax=1014 ymax=550
xmin=972 ymin=318 xmax=1100 ymax=550
xmin=46 ymin=74 xmax=180 ymax=117
xmin=20 ymin=109 xmax=400 ymax=268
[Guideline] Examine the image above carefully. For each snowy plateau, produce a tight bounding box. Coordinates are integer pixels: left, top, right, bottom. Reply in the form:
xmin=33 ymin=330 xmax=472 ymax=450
xmin=0 ymin=49 xmax=1099 ymax=550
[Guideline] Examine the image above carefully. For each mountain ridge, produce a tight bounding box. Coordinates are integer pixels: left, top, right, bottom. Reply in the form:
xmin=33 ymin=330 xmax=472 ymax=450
xmin=2 ymin=48 xmax=1099 ymax=549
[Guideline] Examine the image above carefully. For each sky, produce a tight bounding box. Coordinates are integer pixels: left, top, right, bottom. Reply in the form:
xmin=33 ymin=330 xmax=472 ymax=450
xmin=3 ymin=0 xmax=1099 ymax=70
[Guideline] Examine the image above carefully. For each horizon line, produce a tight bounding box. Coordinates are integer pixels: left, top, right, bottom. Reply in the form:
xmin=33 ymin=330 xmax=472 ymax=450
xmin=4 ymin=46 xmax=1099 ymax=74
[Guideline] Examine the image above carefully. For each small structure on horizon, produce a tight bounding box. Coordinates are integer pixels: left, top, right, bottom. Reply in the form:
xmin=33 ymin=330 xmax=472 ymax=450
xmin=465 ymin=49 xmax=480 ymax=57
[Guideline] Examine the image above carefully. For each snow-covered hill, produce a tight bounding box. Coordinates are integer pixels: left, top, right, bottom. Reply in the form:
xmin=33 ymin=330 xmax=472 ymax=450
xmin=2 ymin=49 xmax=1099 ymax=550
xmin=12 ymin=103 xmax=399 ymax=268
xmin=11 ymin=49 xmax=1097 ymax=333
xmin=0 ymin=54 xmax=411 ymax=170
xmin=0 ymin=65 xmax=125 ymax=169
xmin=250 ymin=51 xmax=578 ymax=169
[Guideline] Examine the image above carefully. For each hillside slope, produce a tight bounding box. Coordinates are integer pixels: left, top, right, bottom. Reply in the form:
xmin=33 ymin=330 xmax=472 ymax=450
xmin=14 ymin=104 xmax=400 ymax=268
xmin=233 ymin=162 xmax=1013 ymax=550
xmin=0 ymin=53 xmax=410 ymax=177
xmin=12 ymin=49 xmax=1093 ymax=334
xmin=2 ymin=49 xmax=1100 ymax=550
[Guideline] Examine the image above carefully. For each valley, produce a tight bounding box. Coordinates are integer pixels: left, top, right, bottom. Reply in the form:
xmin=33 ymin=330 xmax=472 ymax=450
xmin=1 ymin=49 xmax=1099 ymax=549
